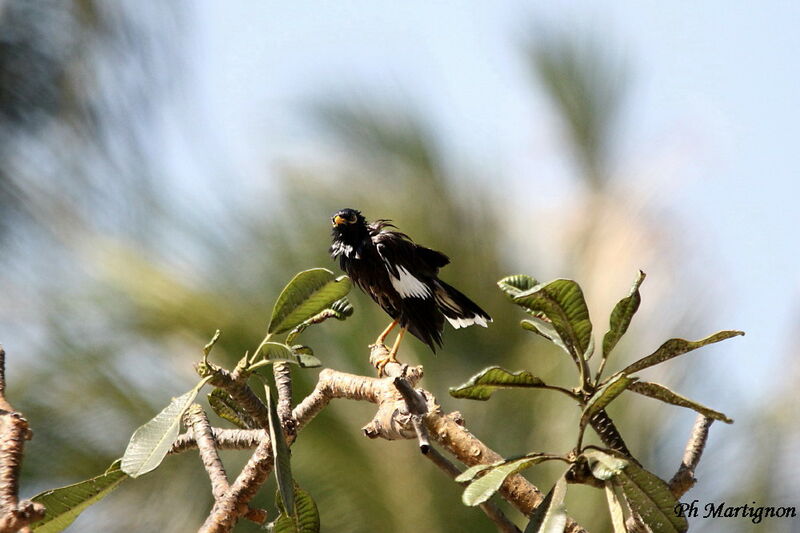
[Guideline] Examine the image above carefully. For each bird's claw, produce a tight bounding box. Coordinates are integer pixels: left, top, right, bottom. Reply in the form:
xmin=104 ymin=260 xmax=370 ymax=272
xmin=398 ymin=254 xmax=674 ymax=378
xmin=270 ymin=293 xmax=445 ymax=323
xmin=375 ymin=352 xmax=401 ymax=377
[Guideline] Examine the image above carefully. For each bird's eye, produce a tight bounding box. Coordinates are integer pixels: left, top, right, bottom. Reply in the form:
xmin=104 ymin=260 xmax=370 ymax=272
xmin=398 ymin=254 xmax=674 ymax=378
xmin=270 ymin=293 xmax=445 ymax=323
xmin=347 ymin=213 xmax=358 ymax=223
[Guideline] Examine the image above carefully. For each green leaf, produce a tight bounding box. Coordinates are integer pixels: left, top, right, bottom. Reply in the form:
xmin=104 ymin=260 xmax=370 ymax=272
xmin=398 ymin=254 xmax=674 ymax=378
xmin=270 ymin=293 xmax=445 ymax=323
xmin=268 ymin=268 xmax=352 ymax=334
xmin=582 ymin=449 xmax=629 ymax=481
xmin=614 ymin=463 xmax=688 ymax=533
xmin=208 ymin=388 xmax=256 ymax=429
xmin=31 ymin=461 xmax=127 ymax=533
xmin=267 ymin=385 xmax=294 ymax=516
xmin=628 ymin=381 xmax=733 ymax=423
xmin=524 ymin=475 xmax=568 ymax=533
xmin=270 ymin=485 xmax=320 ymax=533
xmin=601 ymin=271 xmax=645 ymax=360
xmin=513 ymin=279 xmax=592 ymax=360
xmin=449 ymin=366 xmax=548 ymax=401
xmin=581 ymin=374 xmax=638 ymax=428
xmin=604 ymin=482 xmax=628 ymax=533
xmin=462 ymin=455 xmax=547 ymax=506
xmin=520 ymin=318 xmax=570 ymax=356
xmin=497 ymin=275 xmax=539 ymax=299
xmin=621 ymin=330 xmax=744 ymax=375
xmin=121 ymin=379 xmax=208 ymax=477
xmin=454 ymin=462 xmax=499 ymax=483
xmin=257 ymin=342 xmax=322 ymax=368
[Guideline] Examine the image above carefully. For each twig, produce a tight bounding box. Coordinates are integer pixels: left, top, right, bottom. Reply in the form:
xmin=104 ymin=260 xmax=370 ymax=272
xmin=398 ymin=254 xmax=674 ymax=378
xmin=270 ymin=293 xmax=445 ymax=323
xmin=0 ymin=347 xmax=45 ymax=532
xmin=669 ymin=414 xmax=713 ymax=497
xmin=273 ymin=362 xmax=295 ymax=435
xmin=199 ymin=437 xmax=274 ymax=533
xmin=170 ymin=429 xmax=266 ymax=455
xmin=184 ymin=404 xmax=229 ymax=501
xmin=197 ymin=362 xmax=270 ymax=429
xmin=426 ymin=446 xmax=521 ymax=533
xmin=393 ymin=377 xmax=430 ymax=453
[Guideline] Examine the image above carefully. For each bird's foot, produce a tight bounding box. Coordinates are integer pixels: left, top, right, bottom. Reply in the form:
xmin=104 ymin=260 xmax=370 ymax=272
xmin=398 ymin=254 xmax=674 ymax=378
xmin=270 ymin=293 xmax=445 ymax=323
xmin=375 ymin=351 xmax=401 ymax=378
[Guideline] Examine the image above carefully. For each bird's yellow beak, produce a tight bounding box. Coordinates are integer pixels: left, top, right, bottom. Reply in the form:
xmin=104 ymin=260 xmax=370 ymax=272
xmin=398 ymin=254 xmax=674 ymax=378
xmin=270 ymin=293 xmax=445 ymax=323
xmin=332 ymin=215 xmax=346 ymax=226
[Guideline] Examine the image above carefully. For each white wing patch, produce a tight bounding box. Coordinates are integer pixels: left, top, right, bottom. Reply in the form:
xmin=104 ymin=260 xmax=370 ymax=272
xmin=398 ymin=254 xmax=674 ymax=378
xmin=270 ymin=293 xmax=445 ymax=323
xmin=389 ymin=266 xmax=431 ymax=298
xmin=445 ymin=315 xmax=489 ymax=329
xmin=435 ymin=286 xmax=490 ymax=329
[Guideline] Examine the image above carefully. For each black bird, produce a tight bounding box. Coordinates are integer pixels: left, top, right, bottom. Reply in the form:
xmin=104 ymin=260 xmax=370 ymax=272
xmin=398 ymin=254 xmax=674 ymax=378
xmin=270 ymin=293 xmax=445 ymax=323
xmin=330 ymin=208 xmax=491 ymax=373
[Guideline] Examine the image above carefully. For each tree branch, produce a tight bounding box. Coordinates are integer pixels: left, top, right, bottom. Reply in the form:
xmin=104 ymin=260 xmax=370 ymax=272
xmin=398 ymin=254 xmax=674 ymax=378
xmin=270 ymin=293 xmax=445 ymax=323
xmin=0 ymin=347 xmax=45 ymax=533
xmin=197 ymin=362 xmax=270 ymax=429
xmin=186 ymin=345 xmax=590 ymax=532
xmin=669 ymin=414 xmax=713 ymax=497
xmin=184 ymin=404 xmax=229 ymax=501
xmin=199 ymin=437 xmax=274 ymax=533
xmin=170 ymin=428 xmax=266 ymax=455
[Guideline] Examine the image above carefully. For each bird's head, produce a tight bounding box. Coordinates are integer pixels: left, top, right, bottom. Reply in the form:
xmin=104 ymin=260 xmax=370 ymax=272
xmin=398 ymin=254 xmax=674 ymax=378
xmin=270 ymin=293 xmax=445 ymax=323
xmin=331 ymin=208 xmax=368 ymax=243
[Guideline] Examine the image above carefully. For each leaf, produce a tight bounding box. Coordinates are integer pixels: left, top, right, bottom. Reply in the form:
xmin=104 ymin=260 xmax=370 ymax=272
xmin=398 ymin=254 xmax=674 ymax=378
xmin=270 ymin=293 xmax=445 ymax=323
xmin=601 ymin=271 xmax=645 ymax=360
xmin=462 ymin=455 xmax=547 ymax=506
xmin=270 ymin=485 xmax=320 ymax=533
xmin=497 ymin=274 xmax=539 ymax=299
xmin=267 ymin=385 xmax=294 ymax=516
xmin=449 ymin=366 xmax=548 ymax=401
xmin=628 ymin=381 xmax=733 ymax=423
xmin=621 ymin=330 xmax=744 ymax=375
xmin=513 ymin=279 xmax=592 ymax=360
xmin=121 ymin=379 xmax=208 ymax=477
xmin=524 ymin=475 xmax=568 ymax=533
xmin=208 ymin=388 xmax=256 ymax=429
xmin=520 ymin=318 xmax=570 ymax=356
xmin=614 ymin=463 xmax=688 ymax=533
xmin=285 ymin=297 xmax=355 ymax=344
xmin=582 ymin=449 xmax=629 ymax=481
xmin=581 ymin=374 xmax=638 ymax=427
xmin=268 ymin=268 xmax=352 ymax=334
xmin=257 ymin=342 xmax=322 ymax=368
xmin=454 ymin=462 xmax=499 ymax=483
xmin=604 ymin=482 xmax=628 ymax=533
xmin=31 ymin=461 xmax=127 ymax=533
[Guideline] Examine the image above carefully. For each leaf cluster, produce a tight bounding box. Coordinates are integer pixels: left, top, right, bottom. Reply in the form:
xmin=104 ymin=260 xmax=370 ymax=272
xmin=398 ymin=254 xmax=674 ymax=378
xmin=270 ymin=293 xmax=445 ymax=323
xmin=450 ymin=272 xmax=742 ymax=533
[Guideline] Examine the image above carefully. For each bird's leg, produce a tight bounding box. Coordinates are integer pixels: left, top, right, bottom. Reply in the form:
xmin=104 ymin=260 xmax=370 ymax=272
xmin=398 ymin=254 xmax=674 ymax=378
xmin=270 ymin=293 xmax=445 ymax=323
xmin=375 ymin=320 xmax=398 ymax=346
xmin=376 ymin=327 xmax=407 ymax=377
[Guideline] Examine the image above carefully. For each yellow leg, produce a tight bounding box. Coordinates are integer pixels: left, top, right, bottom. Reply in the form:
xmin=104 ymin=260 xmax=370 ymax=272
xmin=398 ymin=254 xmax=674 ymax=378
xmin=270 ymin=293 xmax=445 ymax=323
xmin=388 ymin=327 xmax=407 ymax=361
xmin=377 ymin=327 xmax=407 ymax=376
xmin=376 ymin=320 xmax=398 ymax=345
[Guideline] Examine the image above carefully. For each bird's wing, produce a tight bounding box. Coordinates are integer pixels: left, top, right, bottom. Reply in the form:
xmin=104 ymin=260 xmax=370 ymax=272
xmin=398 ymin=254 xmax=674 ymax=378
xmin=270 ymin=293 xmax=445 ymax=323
xmin=373 ymin=231 xmax=445 ymax=299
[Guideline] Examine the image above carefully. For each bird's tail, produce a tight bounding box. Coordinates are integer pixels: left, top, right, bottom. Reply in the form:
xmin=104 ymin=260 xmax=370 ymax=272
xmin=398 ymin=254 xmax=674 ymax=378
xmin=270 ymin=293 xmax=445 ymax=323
xmin=433 ymin=280 xmax=492 ymax=329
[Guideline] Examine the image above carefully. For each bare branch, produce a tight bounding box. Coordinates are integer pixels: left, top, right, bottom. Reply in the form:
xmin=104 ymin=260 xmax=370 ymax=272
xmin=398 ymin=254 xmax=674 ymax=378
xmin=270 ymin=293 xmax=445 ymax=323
xmin=669 ymin=414 xmax=713 ymax=497
xmin=170 ymin=429 xmax=266 ymax=455
xmin=0 ymin=347 xmax=45 ymax=532
xmin=393 ymin=376 xmax=430 ymax=454
xmin=199 ymin=437 xmax=274 ymax=533
xmin=184 ymin=404 xmax=229 ymax=501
